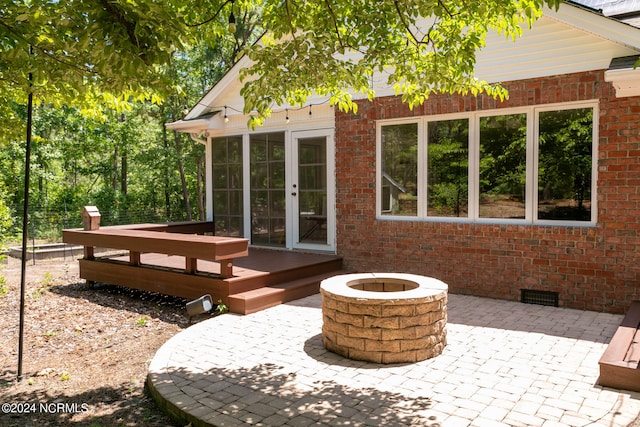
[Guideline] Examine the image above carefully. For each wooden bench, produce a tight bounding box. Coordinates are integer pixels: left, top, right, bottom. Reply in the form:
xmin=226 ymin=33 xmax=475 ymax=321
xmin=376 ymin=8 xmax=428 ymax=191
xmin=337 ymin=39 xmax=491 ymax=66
xmin=62 ymin=223 xmax=248 ymax=278
xmin=598 ymin=301 xmax=640 ymax=392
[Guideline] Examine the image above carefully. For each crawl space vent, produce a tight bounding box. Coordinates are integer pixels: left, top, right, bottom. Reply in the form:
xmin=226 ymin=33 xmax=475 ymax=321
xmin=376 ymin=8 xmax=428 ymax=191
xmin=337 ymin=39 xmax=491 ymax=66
xmin=521 ymin=289 xmax=559 ymax=307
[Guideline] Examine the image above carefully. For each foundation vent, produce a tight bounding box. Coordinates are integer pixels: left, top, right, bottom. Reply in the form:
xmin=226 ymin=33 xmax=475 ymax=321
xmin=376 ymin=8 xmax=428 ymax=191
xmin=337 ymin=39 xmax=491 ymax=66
xmin=521 ymin=289 xmax=559 ymax=307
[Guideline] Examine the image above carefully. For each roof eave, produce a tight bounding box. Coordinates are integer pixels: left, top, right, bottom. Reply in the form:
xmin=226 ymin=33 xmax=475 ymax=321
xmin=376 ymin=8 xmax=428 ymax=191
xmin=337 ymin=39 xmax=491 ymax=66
xmin=183 ymin=55 xmax=252 ymax=121
xmin=546 ymin=2 xmax=640 ymax=50
xmin=165 ymin=118 xmax=210 ymax=133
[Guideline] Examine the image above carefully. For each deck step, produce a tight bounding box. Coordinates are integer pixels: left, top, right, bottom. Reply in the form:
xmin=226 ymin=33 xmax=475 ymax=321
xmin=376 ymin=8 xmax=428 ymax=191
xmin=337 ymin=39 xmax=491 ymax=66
xmin=228 ymin=270 xmax=349 ymax=315
xmin=598 ymin=301 xmax=640 ymax=392
xmin=226 ymin=256 xmax=344 ymax=295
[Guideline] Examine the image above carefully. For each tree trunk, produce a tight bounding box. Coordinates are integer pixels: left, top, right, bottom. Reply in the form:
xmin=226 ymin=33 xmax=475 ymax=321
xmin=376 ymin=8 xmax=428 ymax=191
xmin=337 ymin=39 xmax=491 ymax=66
xmin=112 ymin=146 xmax=119 ymax=191
xmin=121 ymin=148 xmax=128 ymax=195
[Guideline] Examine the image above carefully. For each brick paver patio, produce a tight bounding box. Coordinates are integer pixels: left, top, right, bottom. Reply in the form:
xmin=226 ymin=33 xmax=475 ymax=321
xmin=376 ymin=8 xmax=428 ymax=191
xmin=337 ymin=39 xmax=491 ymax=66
xmin=148 ymin=294 xmax=640 ymax=427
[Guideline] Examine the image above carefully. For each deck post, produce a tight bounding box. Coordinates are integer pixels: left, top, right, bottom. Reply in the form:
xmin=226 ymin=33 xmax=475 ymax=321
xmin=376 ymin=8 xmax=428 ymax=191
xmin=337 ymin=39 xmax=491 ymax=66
xmin=84 ymin=246 xmax=95 ymax=260
xmin=81 ymin=206 xmax=101 ymax=260
xmin=186 ymin=257 xmax=197 ymax=274
xmin=130 ymin=251 xmax=141 ymax=266
xmin=220 ymin=259 xmax=233 ymax=278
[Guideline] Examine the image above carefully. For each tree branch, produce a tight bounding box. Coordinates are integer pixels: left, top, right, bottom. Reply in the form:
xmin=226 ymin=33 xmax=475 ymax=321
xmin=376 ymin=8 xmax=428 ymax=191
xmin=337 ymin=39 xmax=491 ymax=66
xmin=393 ymin=0 xmax=421 ymax=46
xmin=0 ymin=18 xmax=98 ymax=78
xmin=185 ymin=0 xmax=233 ymax=27
xmin=284 ymin=0 xmax=297 ymax=41
xmin=97 ymin=0 xmax=148 ymax=63
xmin=323 ymin=0 xmax=346 ymax=50
xmin=437 ymin=0 xmax=457 ymax=18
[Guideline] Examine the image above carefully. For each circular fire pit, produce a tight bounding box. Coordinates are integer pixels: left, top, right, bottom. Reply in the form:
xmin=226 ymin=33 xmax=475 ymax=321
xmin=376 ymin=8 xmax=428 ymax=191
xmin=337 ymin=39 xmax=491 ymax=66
xmin=320 ymin=273 xmax=448 ymax=364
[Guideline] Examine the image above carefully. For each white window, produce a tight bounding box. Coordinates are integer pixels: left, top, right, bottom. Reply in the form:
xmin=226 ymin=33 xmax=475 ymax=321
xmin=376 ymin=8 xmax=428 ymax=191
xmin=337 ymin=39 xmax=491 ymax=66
xmin=377 ymin=102 xmax=598 ymax=225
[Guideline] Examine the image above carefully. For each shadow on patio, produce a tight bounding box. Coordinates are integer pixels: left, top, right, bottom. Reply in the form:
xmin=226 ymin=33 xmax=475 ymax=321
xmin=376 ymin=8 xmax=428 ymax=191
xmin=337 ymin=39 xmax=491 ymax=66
xmin=148 ymin=293 xmax=640 ymax=427
xmin=150 ymin=363 xmax=438 ymax=426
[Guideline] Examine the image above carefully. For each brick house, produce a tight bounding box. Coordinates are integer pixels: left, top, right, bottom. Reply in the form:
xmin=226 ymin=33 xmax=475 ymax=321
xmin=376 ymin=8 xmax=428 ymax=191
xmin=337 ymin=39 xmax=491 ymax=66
xmin=167 ymin=1 xmax=640 ymax=313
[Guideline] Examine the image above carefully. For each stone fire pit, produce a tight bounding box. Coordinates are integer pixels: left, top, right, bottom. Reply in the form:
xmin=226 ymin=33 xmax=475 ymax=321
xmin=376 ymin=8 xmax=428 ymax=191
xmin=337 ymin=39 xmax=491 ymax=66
xmin=320 ymin=273 xmax=448 ymax=364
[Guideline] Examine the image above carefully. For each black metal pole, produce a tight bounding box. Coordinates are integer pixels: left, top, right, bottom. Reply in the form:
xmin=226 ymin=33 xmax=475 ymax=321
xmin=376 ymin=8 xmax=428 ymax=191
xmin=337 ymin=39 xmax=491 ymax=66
xmin=18 ymin=71 xmax=33 ymax=381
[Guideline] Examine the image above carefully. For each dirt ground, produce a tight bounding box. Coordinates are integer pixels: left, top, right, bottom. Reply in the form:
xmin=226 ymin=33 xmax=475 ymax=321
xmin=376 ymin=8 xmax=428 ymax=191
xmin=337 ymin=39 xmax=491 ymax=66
xmin=0 ymin=252 xmax=202 ymax=427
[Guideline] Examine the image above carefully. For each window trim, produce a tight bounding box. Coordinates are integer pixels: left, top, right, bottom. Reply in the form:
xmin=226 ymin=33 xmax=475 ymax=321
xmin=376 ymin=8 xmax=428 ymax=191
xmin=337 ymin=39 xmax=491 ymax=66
xmin=376 ymin=117 xmax=422 ymax=219
xmin=532 ymin=103 xmax=599 ymax=227
xmin=474 ymin=107 xmax=532 ymax=224
xmin=376 ymin=100 xmax=599 ymax=226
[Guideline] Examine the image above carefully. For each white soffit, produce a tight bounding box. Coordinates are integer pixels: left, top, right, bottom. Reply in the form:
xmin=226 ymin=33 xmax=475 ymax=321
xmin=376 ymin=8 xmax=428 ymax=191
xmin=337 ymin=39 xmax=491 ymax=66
xmin=545 ymin=2 xmax=640 ymax=50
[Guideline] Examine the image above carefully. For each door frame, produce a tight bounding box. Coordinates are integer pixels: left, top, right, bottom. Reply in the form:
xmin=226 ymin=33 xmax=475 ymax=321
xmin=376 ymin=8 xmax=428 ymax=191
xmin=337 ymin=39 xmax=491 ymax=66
xmin=288 ymin=129 xmax=336 ymax=252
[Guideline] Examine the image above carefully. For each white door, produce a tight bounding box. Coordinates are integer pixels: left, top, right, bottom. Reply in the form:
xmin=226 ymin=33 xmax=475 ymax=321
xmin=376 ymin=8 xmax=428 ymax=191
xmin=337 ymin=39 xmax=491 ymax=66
xmin=290 ymin=130 xmax=335 ymax=251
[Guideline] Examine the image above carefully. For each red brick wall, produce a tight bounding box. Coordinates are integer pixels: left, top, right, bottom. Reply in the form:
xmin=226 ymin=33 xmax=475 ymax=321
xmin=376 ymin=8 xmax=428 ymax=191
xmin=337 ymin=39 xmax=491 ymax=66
xmin=335 ymin=70 xmax=640 ymax=313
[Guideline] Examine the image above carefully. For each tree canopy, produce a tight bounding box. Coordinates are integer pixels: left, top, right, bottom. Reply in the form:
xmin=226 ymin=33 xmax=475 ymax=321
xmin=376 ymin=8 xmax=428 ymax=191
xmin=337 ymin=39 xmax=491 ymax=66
xmin=242 ymin=0 xmax=561 ymax=123
xmin=0 ymin=0 xmax=565 ymax=242
xmin=2 ymin=0 xmax=561 ymax=133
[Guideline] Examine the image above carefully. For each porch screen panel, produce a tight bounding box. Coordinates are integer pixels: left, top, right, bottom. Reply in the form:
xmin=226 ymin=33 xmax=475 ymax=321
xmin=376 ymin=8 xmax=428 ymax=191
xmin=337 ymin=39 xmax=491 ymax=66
xmin=479 ymin=113 xmax=527 ymax=219
xmin=212 ymin=136 xmax=243 ymax=236
xmin=250 ymin=132 xmax=286 ymax=246
xmin=427 ymin=119 xmax=469 ymax=217
xmin=381 ymin=123 xmax=418 ymax=216
xmin=537 ymin=108 xmax=593 ymax=221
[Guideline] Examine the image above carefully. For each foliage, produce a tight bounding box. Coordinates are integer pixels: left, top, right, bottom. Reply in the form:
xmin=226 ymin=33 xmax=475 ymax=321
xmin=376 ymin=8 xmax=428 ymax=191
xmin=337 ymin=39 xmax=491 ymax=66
xmin=241 ymin=0 xmax=562 ymax=124
xmin=382 ymin=123 xmax=418 ymax=194
xmin=1 ymin=0 xmax=562 ymax=234
xmin=0 ymin=4 xmax=261 ymax=237
xmin=40 ymin=272 xmax=54 ymax=287
xmin=1 ymin=0 xmax=263 ymax=142
xmin=427 ymin=119 xmax=469 ymax=216
xmin=0 ymin=103 xmax=211 ymax=238
xmin=0 ymin=275 xmax=7 ymax=298
xmin=3 ymin=0 xmax=561 ymax=132
xmin=0 ymin=192 xmax=13 ymax=240
xmin=136 ymin=316 xmax=149 ymax=327
xmin=479 ymin=114 xmax=528 ymax=200
xmin=215 ymin=300 xmax=229 ymax=315
xmin=2 ymin=1 xmax=186 ymax=97
xmin=538 ymin=108 xmax=593 ymax=212
xmin=1 ymin=0 xmax=178 ymax=141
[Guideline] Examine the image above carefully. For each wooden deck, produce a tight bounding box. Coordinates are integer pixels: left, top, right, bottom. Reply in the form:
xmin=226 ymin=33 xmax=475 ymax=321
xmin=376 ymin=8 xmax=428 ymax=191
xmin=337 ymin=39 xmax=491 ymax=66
xmin=598 ymin=301 xmax=640 ymax=392
xmin=83 ymin=248 xmax=345 ymax=314
xmin=63 ymin=221 xmax=345 ymax=314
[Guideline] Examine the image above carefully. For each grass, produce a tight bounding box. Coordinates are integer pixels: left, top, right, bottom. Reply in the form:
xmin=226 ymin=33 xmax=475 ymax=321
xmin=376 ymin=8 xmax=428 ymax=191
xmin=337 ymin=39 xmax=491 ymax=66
xmin=0 ymin=275 xmax=7 ymax=297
